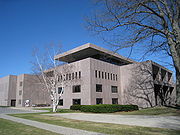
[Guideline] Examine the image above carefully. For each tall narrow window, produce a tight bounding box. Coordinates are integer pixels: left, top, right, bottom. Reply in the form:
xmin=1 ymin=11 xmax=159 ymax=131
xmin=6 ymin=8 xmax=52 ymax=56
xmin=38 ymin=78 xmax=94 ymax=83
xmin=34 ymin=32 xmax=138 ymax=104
xmin=75 ymin=72 xmax=77 ymax=79
xmin=108 ymin=73 xmax=110 ymax=80
xmin=79 ymin=71 xmax=81 ymax=78
xmin=99 ymin=71 xmax=101 ymax=78
xmin=69 ymin=74 xmax=71 ymax=80
xmin=66 ymin=74 xmax=68 ymax=80
xmin=72 ymin=73 xmax=74 ymax=80
xmin=113 ymin=74 xmax=115 ymax=81
xmin=20 ymin=81 xmax=23 ymax=87
xmin=95 ymin=70 xmax=97 ymax=78
xmin=102 ymin=72 xmax=104 ymax=79
xmin=111 ymin=73 xmax=112 ymax=80
xmin=116 ymin=74 xmax=117 ymax=81
xmin=105 ymin=72 xmax=107 ymax=79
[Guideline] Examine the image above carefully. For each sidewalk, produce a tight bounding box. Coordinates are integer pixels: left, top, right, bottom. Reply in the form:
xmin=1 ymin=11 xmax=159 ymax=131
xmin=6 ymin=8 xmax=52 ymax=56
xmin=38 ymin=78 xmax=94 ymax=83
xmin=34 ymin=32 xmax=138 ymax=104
xmin=45 ymin=113 xmax=180 ymax=130
xmin=0 ymin=114 xmax=106 ymax=135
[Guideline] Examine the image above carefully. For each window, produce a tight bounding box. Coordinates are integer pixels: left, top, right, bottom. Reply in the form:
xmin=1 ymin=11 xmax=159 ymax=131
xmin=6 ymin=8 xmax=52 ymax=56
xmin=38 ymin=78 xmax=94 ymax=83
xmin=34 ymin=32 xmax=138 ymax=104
xmin=72 ymin=85 xmax=81 ymax=93
xmin=19 ymin=90 xmax=22 ymax=96
xmin=108 ymin=73 xmax=110 ymax=80
xmin=75 ymin=72 xmax=78 ymax=79
xmin=113 ymin=74 xmax=115 ymax=81
xmin=99 ymin=71 xmax=101 ymax=78
xmin=58 ymin=99 xmax=63 ymax=106
xmin=66 ymin=74 xmax=68 ymax=80
xmin=79 ymin=71 xmax=81 ymax=78
xmin=20 ymin=81 xmax=23 ymax=86
xmin=73 ymin=99 xmax=81 ymax=105
xmin=111 ymin=86 xmax=118 ymax=93
xmin=102 ymin=72 xmax=104 ymax=79
xmin=95 ymin=70 xmax=97 ymax=78
xmin=111 ymin=73 xmax=112 ymax=80
xmin=58 ymin=87 xmax=63 ymax=94
xmin=112 ymin=98 xmax=118 ymax=104
xmin=96 ymin=84 xmax=102 ymax=92
xmin=18 ymin=99 xmax=21 ymax=104
xmin=105 ymin=72 xmax=107 ymax=79
xmin=72 ymin=73 xmax=74 ymax=80
xmin=69 ymin=74 xmax=71 ymax=80
xmin=96 ymin=98 xmax=103 ymax=104
xmin=116 ymin=74 xmax=117 ymax=81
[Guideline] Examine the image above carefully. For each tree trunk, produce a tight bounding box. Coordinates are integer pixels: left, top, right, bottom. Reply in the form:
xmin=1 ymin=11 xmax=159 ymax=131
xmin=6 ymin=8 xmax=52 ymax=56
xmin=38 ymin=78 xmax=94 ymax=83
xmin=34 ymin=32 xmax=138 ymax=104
xmin=52 ymin=99 xmax=57 ymax=112
xmin=168 ymin=39 xmax=180 ymax=105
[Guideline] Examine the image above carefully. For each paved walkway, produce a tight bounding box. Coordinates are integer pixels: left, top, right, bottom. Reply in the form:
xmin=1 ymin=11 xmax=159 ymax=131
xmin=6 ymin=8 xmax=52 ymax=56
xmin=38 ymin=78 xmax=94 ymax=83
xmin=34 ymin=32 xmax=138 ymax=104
xmin=0 ymin=107 xmax=106 ymax=135
xmin=45 ymin=113 xmax=180 ymax=130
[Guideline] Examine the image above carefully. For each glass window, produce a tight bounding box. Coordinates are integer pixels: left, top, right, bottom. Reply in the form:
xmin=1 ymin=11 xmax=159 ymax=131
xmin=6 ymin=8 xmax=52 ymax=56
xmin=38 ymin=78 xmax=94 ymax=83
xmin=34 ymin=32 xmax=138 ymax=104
xmin=75 ymin=72 xmax=78 ymax=79
xmin=79 ymin=71 xmax=81 ymax=78
xmin=58 ymin=87 xmax=63 ymax=94
xmin=19 ymin=90 xmax=22 ymax=96
xmin=102 ymin=72 xmax=104 ymax=79
xmin=105 ymin=72 xmax=107 ymax=79
xmin=113 ymin=74 xmax=115 ymax=81
xmin=20 ymin=81 xmax=23 ymax=86
xmin=96 ymin=98 xmax=103 ymax=104
xmin=72 ymin=85 xmax=81 ymax=93
xmin=111 ymin=73 xmax=112 ymax=80
xmin=18 ymin=99 xmax=21 ymax=104
xmin=111 ymin=86 xmax=118 ymax=93
xmin=99 ymin=71 xmax=101 ymax=78
xmin=96 ymin=84 xmax=102 ymax=92
xmin=112 ymin=98 xmax=118 ymax=104
xmin=58 ymin=99 xmax=63 ymax=106
xmin=73 ymin=99 xmax=81 ymax=105
xmin=95 ymin=70 xmax=97 ymax=78
xmin=72 ymin=73 xmax=74 ymax=80
xmin=69 ymin=74 xmax=71 ymax=80
xmin=108 ymin=73 xmax=110 ymax=80
xmin=116 ymin=74 xmax=117 ymax=81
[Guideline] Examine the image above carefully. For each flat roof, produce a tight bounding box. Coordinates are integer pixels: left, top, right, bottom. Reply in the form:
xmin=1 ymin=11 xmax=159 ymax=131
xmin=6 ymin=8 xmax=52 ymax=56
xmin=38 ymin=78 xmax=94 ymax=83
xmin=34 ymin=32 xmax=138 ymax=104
xmin=54 ymin=43 xmax=136 ymax=64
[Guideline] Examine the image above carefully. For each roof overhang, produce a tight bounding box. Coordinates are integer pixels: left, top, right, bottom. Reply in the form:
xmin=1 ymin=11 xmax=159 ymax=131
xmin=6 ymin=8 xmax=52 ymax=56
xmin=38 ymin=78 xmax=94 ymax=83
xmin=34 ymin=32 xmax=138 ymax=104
xmin=54 ymin=43 xmax=135 ymax=64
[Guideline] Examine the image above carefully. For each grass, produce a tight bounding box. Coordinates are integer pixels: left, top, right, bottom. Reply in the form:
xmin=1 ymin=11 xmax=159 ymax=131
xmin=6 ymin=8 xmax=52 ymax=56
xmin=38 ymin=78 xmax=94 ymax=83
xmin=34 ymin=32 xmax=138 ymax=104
xmin=10 ymin=112 xmax=180 ymax=135
xmin=115 ymin=107 xmax=180 ymax=116
xmin=35 ymin=108 xmax=81 ymax=113
xmin=0 ymin=106 xmax=10 ymax=108
xmin=0 ymin=118 xmax=61 ymax=135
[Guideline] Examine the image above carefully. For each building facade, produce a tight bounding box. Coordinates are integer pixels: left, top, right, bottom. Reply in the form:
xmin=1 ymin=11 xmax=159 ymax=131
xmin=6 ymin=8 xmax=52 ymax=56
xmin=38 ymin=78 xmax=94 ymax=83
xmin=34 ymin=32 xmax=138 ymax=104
xmin=0 ymin=43 xmax=176 ymax=108
xmin=54 ymin=43 xmax=175 ymax=108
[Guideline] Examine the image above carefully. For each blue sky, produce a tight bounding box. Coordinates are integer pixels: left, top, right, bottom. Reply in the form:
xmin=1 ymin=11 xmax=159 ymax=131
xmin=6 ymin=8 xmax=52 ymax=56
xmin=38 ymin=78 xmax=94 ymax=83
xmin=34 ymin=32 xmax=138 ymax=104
xmin=0 ymin=0 xmax=174 ymax=78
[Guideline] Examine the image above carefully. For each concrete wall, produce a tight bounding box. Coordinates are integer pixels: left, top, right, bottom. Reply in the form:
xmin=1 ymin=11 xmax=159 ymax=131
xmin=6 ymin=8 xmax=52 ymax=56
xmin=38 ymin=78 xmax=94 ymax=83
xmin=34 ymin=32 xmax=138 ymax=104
xmin=57 ymin=58 xmax=91 ymax=109
xmin=16 ymin=74 xmax=51 ymax=107
xmin=0 ymin=75 xmax=17 ymax=106
xmin=90 ymin=58 xmax=121 ymax=105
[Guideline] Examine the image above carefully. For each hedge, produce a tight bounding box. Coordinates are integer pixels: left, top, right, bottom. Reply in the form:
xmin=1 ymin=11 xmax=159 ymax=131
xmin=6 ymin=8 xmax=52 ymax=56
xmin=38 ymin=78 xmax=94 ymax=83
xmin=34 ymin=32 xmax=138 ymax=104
xmin=70 ymin=105 xmax=83 ymax=110
xmin=70 ymin=104 xmax=138 ymax=113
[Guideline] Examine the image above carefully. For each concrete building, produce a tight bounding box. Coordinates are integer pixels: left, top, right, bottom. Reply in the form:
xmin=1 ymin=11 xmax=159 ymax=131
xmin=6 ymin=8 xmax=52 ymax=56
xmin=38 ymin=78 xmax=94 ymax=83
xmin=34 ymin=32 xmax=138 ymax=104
xmin=54 ymin=43 xmax=175 ymax=108
xmin=0 ymin=75 xmax=17 ymax=106
xmin=0 ymin=74 xmax=50 ymax=107
xmin=0 ymin=43 xmax=175 ymax=108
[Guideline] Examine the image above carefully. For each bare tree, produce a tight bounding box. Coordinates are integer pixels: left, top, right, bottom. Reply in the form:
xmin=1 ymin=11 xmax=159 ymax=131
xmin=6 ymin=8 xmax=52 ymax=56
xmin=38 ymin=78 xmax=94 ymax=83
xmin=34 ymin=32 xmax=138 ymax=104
xmin=31 ymin=44 xmax=76 ymax=112
xmin=124 ymin=62 xmax=175 ymax=108
xmin=86 ymin=0 xmax=180 ymax=104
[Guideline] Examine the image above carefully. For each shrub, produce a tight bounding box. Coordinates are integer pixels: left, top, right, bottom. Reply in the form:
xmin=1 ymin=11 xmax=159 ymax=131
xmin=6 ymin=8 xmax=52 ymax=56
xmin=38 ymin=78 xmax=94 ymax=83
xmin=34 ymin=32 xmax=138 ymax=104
xmin=80 ymin=104 xmax=138 ymax=113
xmin=70 ymin=105 xmax=82 ymax=110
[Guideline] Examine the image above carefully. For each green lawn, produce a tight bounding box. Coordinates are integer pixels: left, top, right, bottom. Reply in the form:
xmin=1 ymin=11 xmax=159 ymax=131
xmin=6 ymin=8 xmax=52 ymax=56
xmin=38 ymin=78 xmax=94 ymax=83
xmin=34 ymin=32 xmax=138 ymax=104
xmin=0 ymin=118 xmax=61 ymax=135
xmin=11 ymin=112 xmax=180 ymax=135
xmin=115 ymin=107 xmax=180 ymax=116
